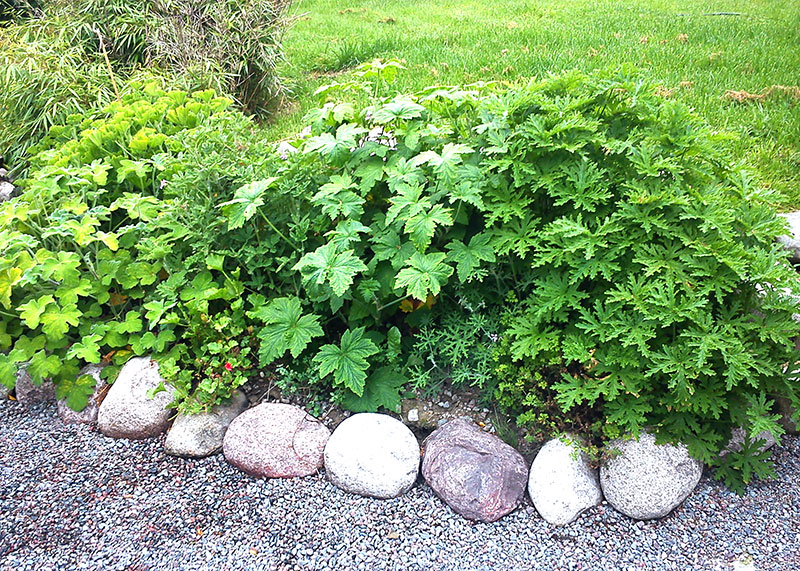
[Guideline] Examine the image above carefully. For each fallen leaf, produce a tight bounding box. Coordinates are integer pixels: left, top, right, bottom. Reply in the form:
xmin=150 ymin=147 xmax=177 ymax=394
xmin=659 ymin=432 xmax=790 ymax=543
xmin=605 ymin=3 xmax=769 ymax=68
xmin=639 ymin=35 xmax=649 ymax=44
xmin=507 ymin=21 xmax=519 ymax=29
xmin=387 ymin=531 xmax=400 ymax=539
xmin=677 ymin=33 xmax=689 ymax=43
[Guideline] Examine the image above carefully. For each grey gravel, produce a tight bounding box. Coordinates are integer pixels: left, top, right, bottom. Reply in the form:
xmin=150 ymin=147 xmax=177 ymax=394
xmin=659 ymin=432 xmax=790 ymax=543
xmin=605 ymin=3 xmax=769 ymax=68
xmin=2 ymin=403 xmax=800 ymax=571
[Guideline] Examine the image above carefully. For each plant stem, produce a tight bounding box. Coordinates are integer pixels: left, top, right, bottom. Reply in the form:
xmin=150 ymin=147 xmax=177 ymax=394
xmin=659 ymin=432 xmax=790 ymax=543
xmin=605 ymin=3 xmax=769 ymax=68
xmin=258 ymin=210 xmax=300 ymax=252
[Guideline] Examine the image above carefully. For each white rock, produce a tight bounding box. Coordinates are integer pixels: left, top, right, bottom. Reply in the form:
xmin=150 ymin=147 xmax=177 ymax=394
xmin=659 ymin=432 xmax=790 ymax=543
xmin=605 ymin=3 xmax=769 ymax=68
xmin=97 ymin=357 xmax=176 ymax=439
xmin=57 ymin=364 xmax=108 ymax=426
xmin=777 ymin=212 xmax=800 ymax=259
xmin=324 ymin=413 xmax=420 ymax=499
xmin=165 ymin=390 xmax=249 ymax=458
xmin=600 ymin=431 xmax=703 ymax=520
xmin=407 ymin=408 xmax=419 ymax=422
xmin=528 ymin=435 xmax=603 ymax=525
xmin=0 ymin=180 xmax=14 ymax=202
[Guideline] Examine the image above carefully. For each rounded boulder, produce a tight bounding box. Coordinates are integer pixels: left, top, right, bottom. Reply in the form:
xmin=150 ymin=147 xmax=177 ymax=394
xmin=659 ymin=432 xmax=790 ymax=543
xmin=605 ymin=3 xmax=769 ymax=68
xmin=324 ymin=413 xmax=420 ymax=499
xmin=97 ymin=357 xmax=175 ymax=439
xmin=165 ymin=390 xmax=249 ymax=458
xmin=528 ymin=434 xmax=603 ymax=525
xmin=600 ymin=431 xmax=703 ymax=520
xmin=422 ymin=418 xmax=528 ymax=522
xmin=223 ymin=403 xmax=330 ymax=478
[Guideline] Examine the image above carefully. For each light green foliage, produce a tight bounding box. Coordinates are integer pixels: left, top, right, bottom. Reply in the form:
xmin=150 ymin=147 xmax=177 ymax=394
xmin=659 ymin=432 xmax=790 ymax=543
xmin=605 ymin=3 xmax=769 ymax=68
xmin=4 ymin=66 xmax=800 ymax=495
xmin=0 ymin=0 xmax=289 ymax=175
xmin=248 ymin=296 xmax=323 ymax=363
xmin=0 ymin=82 xmax=239 ymax=407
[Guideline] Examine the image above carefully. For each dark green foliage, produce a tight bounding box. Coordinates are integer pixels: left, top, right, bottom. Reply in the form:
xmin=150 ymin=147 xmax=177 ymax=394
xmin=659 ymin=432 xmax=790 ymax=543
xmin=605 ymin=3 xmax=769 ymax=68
xmin=2 ymin=67 xmax=799 ymax=492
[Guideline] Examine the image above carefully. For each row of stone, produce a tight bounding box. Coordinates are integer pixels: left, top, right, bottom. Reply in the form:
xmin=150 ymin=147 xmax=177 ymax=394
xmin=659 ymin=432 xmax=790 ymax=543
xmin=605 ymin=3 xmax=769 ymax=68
xmin=7 ymin=356 xmax=724 ymax=525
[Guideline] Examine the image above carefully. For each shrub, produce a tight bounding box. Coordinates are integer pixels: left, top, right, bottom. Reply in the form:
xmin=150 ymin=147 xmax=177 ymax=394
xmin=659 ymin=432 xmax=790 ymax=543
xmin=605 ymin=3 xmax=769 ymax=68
xmin=242 ymin=67 xmax=800 ymax=490
xmin=2 ymin=68 xmax=798 ymax=492
xmin=0 ymin=82 xmax=240 ymax=410
xmin=149 ymin=0 xmax=288 ymax=114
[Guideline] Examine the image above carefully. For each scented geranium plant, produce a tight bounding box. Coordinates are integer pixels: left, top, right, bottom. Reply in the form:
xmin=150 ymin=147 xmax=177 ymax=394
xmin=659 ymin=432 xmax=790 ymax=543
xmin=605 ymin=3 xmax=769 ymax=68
xmin=2 ymin=66 xmax=798 ymax=492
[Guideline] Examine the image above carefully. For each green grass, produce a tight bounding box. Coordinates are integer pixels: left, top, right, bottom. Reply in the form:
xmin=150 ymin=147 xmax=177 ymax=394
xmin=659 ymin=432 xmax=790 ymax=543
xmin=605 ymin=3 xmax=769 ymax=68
xmin=269 ymin=0 xmax=800 ymax=209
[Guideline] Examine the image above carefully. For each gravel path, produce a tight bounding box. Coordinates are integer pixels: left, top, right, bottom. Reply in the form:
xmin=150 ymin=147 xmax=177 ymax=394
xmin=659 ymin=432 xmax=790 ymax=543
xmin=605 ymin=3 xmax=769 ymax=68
xmin=1 ymin=402 xmax=799 ymax=571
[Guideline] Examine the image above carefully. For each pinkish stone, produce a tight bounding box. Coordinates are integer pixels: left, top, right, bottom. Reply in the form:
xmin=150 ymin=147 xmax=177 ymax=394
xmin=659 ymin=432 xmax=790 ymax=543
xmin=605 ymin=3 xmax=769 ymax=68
xmin=223 ymin=403 xmax=330 ymax=478
xmin=422 ymin=418 xmax=528 ymax=522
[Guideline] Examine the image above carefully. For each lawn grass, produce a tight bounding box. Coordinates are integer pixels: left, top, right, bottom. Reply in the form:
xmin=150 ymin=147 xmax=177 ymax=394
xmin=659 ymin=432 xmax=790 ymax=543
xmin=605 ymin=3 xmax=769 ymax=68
xmin=268 ymin=0 xmax=800 ymax=209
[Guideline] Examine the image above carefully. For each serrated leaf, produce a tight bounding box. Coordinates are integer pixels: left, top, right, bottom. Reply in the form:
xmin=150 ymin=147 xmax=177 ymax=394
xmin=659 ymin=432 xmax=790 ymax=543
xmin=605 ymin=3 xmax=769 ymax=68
xmin=404 ymin=203 xmax=453 ymax=250
xmin=293 ymin=243 xmax=367 ymax=297
xmin=411 ymin=143 xmax=474 ymax=183
xmin=144 ymin=300 xmax=174 ymax=329
xmin=446 ymin=233 xmax=496 ymax=282
xmin=385 ymin=183 xmax=428 ymax=226
xmin=311 ymin=175 xmax=365 ymax=220
xmin=314 ymin=327 xmax=378 ymax=396
xmin=65 ymin=334 xmax=103 ymax=362
xmin=110 ymin=192 xmax=160 ymax=221
xmin=395 ymin=252 xmax=454 ymax=301
xmin=325 ymin=220 xmax=372 ymax=249
xmin=56 ymin=373 xmax=97 ymax=411
xmin=371 ymin=230 xmax=416 ymax=269
xmin=219 ymin=178 xmax=277 ymax=230
xmin=95 ymin=231 xmax=119 ymax=251
xmin=340 ymin=366 xmax=406 ymax=412
xmin=28 ymin=350 xmax=61 ymax=382
xmin=40 ymin=303 xmax=81 ymax=340
xmin=370 ymin=99 xmax=426 ymax=124
xmin=251 ymin=297 xmax=323 ymax=364
xmin=387 ymin=327 xmax=401 ymax=363
xmin=131 ymin=330 xmax=176 ymax=354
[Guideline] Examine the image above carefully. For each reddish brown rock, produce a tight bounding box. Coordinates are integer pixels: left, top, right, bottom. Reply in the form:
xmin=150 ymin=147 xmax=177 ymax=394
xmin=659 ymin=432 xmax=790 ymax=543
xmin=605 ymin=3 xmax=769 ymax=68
xmin=223 ymin=403 xmax=330 ymax=478
xmin=422 ymin=417 xmax=528 ymax=522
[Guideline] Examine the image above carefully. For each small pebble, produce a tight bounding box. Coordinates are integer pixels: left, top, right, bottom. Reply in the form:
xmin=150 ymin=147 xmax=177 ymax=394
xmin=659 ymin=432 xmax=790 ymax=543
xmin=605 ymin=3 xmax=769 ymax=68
xmin=1 ymin=402 xmax=799 ymax=570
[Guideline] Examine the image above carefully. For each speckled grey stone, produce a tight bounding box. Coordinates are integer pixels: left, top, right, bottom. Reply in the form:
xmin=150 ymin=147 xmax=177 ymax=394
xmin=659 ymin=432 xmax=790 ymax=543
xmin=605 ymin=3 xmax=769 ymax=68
xmin=14 ymin=367 xmax=56 ymax=405
xmin=722 ymin=427 xmax=777 ymax=457
xmin=0 ymin=180 xmax=14 ymax=202
xmin=57 ymin=364 xmax=108 ymax=427
xmin=324 ymin=413 xmax=420 ymax=499
xmin=223 ymin=402 xmax=330 ymax=478
xmin=528 ymin=434 xmax=602 ymax=525
xmin=97 ymin=357 xmax=175 ymax=439
xmin=600 ymin=431 xmax=703 ymax=520
xmin=164 ymin=390 xmax=249 ymax=458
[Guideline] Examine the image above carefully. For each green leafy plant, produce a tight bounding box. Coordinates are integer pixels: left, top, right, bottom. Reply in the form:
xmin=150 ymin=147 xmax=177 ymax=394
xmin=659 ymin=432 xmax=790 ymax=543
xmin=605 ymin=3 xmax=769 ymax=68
xmin=3 ymin=65 xmax=799 ymax=494
xmin=0 ymin=0 xmax=290 ymax=175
